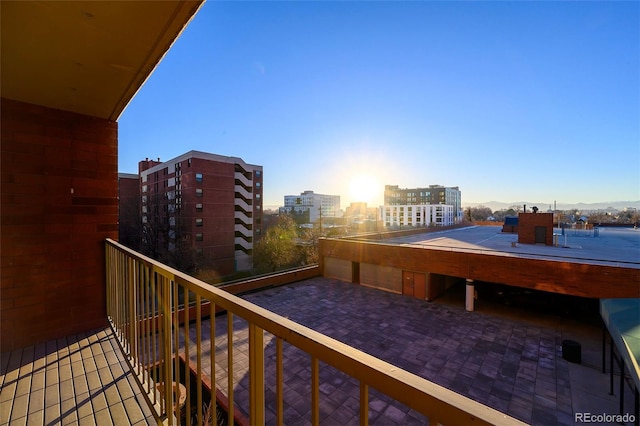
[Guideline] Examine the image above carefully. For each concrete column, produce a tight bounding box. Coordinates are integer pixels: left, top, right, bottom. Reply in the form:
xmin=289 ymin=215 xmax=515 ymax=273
xmin=465 ymin=279 xmax=475 ymax=312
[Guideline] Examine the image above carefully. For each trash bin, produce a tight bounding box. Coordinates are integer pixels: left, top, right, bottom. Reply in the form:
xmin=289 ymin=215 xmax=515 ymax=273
xmin=562 ymin=339 xmax=581 ymax=363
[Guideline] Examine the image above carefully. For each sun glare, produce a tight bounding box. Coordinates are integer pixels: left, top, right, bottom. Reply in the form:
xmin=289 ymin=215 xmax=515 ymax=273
xmin=349 ymin=174 xmax=381 ymax=205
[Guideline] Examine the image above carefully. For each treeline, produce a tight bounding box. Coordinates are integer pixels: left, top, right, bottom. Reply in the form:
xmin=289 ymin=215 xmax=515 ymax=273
xmin=465 ymin=205 xmax=638 ymax=225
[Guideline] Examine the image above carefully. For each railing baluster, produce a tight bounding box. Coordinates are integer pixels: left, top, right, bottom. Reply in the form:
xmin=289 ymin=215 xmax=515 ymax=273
xmin=152 ymin=271 xmax=159 ymax=408
xmin=135 ymin=261 xmax=146 ymax=375
xmin=173 ymin=280 xmax=181 ymax=426
xmin=360 ymin=383 xmax=368 ymax=426
xmin=184 ymin=286 xmax=191 ymax=426
xmin=210 ymin=302 xmax=217 ymax=426
xmin=311 ymin=356 xmax=319 ymax=426
xmin=196 ymin=295 xmax=203 ymax=426
xmin=249 ymin=323 xmax=264 ymax=424
xmin=276 ymin=338 xmax=283 ymax=426
xmin=227 ymin=312 xmax=234 ymax=423
xmin=106 ymin=246 xmax=111 ymax=324
xmin=143 ymin=265 xmax=151 ymax=396
xmin=162 ymin=275 xmax=174 ymax=425
xmin=128 ymin=256 xmax=135 ymax=360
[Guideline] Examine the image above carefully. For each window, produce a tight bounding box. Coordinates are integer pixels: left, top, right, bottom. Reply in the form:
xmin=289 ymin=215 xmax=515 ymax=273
xmin=196 ymin=173 xmax=203 ymax=183
xmin=196 ymin=203 xmax=203 ymax=212
xmin=256 ymin=182 xmax=261 ymax=188
xmin=196 ymin=188 xmax=203 ymax=197
xmin=255 ymin=171 xmax=261 ymax=176
xmin=196 ymin=218 xmax=203 ymax=227
xmin=196 ymin=233 xmax=203 ymax=241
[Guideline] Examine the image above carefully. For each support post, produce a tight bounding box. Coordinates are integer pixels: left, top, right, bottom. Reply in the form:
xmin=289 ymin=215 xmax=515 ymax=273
xmin=610 ymin=336 xmax=614 ymax=395
xmin=465 ymin=279 xmax=475 ymax=312
xmin=620 ymin=360 xmax=625 ymax=416
xmin=602 ymin=326 xmax=606 ymax=374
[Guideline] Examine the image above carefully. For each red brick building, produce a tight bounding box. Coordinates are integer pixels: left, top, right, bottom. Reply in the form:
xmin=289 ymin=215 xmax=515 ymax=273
xmin=118 ymin=173 xmax=140 ymax=251
xmin=133 ymin=151 xmax=263 ymax=275
xmin=518 ymin=212 xmax=554 ymax=245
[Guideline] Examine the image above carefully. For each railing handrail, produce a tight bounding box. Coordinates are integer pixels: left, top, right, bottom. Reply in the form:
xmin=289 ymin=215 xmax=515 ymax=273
xmin=106 ymin=238 xmax=525 ymax=425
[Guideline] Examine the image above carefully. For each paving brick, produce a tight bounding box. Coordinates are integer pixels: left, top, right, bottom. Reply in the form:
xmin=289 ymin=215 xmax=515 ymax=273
xmin=92 ymin=408 xmax=113 ymax=426
xmin=25 ymin=409 xmax=44 ymax=425
xmin=0 ymin=398 xmax=13 ymax=423
xmin=44 ymin=383 xmax=60 ymax=408
xmin=9 ymin=414 xmax=27 ymax=426
xmin=44 ymin=402 xmax=61 ymax=426
xmin=0 ymin=380 xmax=17 ymax=403
xmin=27 ymin=388 xmax=44 ymax=414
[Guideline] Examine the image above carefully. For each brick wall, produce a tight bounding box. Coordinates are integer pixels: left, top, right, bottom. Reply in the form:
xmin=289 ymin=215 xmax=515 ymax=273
xmin=518 ymin=213 xmax=553 ymax=245
xmin=319 ymin=237 xmax=640 ymax=299
xmin=1 ymin=98 xmax=118 ymax=350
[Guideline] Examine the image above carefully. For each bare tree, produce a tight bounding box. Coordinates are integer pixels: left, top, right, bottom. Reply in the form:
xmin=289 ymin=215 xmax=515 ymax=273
xmin=468 ymin=205 xmax=493 ymax=222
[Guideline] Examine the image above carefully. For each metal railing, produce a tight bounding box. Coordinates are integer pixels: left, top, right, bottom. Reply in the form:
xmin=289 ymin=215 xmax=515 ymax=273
xmin=106 ymin=238 xmax=524 ymax=425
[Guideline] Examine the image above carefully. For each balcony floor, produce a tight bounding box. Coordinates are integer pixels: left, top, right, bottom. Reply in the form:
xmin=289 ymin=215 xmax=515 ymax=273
xmin=0 ymin=327 xmax=155 ymax=426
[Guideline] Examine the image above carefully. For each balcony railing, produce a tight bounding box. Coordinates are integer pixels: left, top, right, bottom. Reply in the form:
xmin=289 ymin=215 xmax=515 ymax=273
xmin=105 ymin=238 xmax=525 ymax=425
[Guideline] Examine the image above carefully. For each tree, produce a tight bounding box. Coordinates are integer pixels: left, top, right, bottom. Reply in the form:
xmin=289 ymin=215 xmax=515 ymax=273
xmin=468 ymin=205 xmax=493 ymax=222
xmin=493 ymin=207 xmax=519 ymax=222
xmin=253 ymin=214 xmax=301 ymax=273
xmin=140 ymin=193 xmax=199 ymax=274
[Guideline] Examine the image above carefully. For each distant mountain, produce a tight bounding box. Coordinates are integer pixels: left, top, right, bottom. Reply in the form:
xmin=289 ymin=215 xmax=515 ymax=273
xmin=462 ymin=200 xmax=640 ymax=212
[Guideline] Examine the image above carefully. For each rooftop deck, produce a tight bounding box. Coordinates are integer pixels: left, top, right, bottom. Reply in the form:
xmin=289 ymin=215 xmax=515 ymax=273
xmin=196 ymin=277 xmax=635 ymax=425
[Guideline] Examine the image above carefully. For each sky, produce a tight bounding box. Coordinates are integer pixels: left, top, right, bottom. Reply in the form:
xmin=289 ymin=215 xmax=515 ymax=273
xmin=119 ymin=1 xmax=639 ymax=210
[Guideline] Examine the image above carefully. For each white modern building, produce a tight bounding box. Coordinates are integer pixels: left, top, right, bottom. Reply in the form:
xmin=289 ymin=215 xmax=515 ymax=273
xmin=382 ymin=204 xmax=454 ymax=228
xmin=384 ymin=184 xmax=463 ymax=223
xmin=281 ymin=191 xmax=341 ymax=223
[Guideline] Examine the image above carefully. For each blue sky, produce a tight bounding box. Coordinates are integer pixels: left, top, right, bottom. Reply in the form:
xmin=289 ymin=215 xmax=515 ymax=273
xmin=119 ymin=1 xmax=639 ymax=209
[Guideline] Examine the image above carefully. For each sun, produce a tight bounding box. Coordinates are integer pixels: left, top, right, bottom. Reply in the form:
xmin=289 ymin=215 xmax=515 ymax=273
xmin=348 ymin=174 xmax=381 ymax=205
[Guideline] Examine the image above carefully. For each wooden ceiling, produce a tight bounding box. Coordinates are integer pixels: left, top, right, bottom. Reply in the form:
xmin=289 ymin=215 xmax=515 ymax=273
xmin=1 ymin=1 xmax=204 ymax=121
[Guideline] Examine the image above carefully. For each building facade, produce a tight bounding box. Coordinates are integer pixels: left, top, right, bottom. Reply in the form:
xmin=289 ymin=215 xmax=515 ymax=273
xmin=384 ymin=184 xmax=463 ymax=223
xmin=280 ymin=191 xmax=341 ymax=223
xmin=137 ymin=151 xmax=262 ymax=274
xmin=118 ymin=173 xmax=141 ymax=251
xmin=381 ymin=204 xmax=454 ymax=228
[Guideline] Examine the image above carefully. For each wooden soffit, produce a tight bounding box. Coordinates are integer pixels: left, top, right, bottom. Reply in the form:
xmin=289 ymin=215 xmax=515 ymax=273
xmin=1 ymin=0 xmax=203 ymax=121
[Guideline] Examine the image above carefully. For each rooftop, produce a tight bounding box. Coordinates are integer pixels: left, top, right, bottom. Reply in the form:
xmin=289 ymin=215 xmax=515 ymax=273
xmin=378 ymin=225 xmax=640 ymax=267
xmin=199 ymin=277 xmax=635 ymax=425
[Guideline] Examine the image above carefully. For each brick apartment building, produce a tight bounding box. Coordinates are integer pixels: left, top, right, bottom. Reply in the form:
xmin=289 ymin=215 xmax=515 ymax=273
xmin=120 ymin=150 xmax=263 ymax=275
